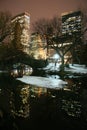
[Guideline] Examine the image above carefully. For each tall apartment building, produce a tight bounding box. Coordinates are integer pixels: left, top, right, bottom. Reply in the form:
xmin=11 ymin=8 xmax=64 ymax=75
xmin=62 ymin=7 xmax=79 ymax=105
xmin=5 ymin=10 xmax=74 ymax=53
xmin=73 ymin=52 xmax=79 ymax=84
xmin=11 ymin=12 xmax=30 ymax=54
xmin=61 ymin=11 xmax=82 ymax=36
xmin=61 ymin=11 xmax=82 ymax=63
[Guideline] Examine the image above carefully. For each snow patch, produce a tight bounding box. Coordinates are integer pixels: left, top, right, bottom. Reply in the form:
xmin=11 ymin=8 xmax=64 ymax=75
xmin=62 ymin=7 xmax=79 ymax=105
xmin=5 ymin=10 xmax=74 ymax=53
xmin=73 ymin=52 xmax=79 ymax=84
xmin=44 ymin=63 xmax=87 ymax=74
xmin=17 ymin=76 xmax=67 ymax=89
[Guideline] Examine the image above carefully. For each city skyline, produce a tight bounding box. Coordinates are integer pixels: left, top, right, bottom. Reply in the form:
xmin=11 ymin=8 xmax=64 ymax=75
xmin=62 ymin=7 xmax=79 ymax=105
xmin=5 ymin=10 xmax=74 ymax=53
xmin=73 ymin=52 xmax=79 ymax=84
xmin=0 ymin=0 xmax=87 ymax=26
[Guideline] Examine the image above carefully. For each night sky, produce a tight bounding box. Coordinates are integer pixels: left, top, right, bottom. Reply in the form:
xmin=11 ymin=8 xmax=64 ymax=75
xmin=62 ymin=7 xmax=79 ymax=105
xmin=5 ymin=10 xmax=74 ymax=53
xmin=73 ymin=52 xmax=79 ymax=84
xmin=0 ymin=0 xmax=87 ymax=25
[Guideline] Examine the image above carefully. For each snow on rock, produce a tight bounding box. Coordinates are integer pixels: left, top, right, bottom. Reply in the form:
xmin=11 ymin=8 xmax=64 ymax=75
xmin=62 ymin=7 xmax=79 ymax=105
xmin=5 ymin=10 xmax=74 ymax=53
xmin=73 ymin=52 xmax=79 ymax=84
xmin=17 ymin=76 xmax=67 ymax=89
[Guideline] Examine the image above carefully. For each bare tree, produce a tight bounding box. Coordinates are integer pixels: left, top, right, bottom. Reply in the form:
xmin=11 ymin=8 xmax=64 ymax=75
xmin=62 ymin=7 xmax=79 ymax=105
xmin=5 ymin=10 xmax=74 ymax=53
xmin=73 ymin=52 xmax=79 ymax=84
xmin=0 ymin=19 xmax=24 ymax=66
xmin=82 ymin=9 xmax=87 ymax=43
xmin=32 ymin=16 xmax=81 ymax=72
xmin=0 ymin=11 xmax=12 ymax=43
xmin=32 ymin=16 xmax=61 ymax=55
xmin=11 ymin=21 xmax=23 ymax=50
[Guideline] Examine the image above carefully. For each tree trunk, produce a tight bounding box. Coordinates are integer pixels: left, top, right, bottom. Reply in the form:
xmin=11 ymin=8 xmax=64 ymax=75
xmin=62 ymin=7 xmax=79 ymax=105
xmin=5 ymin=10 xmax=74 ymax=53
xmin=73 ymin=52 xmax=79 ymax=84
xmin=60 ymin=55 xmax=64 ymax=72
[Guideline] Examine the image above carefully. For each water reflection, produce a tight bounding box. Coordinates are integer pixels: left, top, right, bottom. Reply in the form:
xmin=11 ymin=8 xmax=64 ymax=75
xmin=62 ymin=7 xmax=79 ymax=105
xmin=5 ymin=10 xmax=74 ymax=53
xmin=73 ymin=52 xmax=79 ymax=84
xmin=0 ymin=75 xmax=87 ymax=129
xmin=10 ymin=84 xmax=30 ymax=118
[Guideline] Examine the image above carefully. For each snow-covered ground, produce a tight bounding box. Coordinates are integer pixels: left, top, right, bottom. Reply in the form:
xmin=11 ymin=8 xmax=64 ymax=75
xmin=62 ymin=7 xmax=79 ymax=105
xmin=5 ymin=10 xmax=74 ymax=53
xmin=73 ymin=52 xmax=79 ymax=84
xmin=17 ymin=75 xmax=67 ymax=89
xmin=17 ymin=63 xmax=87 ymax=89
xmin=43 ymin=62 xmax=61 ymax=71
xmin=43 ymin=63 xmax=87 ymax=74
xmin=67 ymin=64 xmax=87 ymax=74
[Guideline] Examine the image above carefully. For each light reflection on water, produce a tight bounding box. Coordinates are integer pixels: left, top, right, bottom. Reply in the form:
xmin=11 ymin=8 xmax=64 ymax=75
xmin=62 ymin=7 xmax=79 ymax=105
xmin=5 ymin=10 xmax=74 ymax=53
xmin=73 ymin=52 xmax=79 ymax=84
xmin=0 ymin=75 xmax=87 ymax=129
xmin=10 ymin=84 xmax=30 ymax=118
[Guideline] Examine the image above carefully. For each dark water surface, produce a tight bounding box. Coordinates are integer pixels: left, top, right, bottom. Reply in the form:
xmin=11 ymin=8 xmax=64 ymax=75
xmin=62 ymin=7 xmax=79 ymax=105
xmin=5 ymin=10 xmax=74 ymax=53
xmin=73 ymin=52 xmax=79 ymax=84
xmin=0 ymin=75 xmax=87 ymax=130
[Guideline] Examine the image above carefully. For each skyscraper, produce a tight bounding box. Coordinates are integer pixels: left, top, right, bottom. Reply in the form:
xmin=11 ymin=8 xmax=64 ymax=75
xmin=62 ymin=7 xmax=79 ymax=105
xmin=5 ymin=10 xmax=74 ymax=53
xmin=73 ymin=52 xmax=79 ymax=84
xmin=11 ymin=12 xmax=30 ymax=54
xmin=61 ymin=11 xmax=82 ymax=64
xmin=61 ymin=11 xmax=82 ymax=36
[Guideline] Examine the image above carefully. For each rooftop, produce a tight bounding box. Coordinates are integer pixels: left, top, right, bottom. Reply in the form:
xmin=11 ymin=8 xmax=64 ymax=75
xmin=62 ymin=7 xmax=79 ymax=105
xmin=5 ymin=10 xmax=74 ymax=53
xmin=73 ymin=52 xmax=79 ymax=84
xmin=11 ymin=11 xmax=30 ymax=20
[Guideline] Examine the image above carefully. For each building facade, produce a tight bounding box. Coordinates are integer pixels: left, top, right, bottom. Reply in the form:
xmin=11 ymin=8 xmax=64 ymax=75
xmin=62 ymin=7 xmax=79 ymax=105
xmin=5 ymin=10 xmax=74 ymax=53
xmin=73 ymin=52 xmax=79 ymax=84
xmin=61 ymin=11 xmax=82 ymax=36
xmin=48 ymin=11 xmax=82 ymax=64
xmin=11 ymin=12 xmax=30 ymax=54
xmin=61 ymin=11 xmax=82 ymax=64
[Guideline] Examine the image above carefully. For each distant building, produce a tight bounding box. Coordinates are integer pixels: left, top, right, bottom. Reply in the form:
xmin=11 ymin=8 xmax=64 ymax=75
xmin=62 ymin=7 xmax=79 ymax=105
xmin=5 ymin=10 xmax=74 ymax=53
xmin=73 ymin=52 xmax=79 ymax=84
xmin=61 ymin=11 xmax=82 ymax=36
xmin=30 ymin=33 xmax=47 ymax=60
xmin=11 ymin=12 xmax=30 ymax=54
xmin=48 ymin=11 xmax=82 ymax=64
xmin=61 ymin=11 xmax=82 ymax=64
